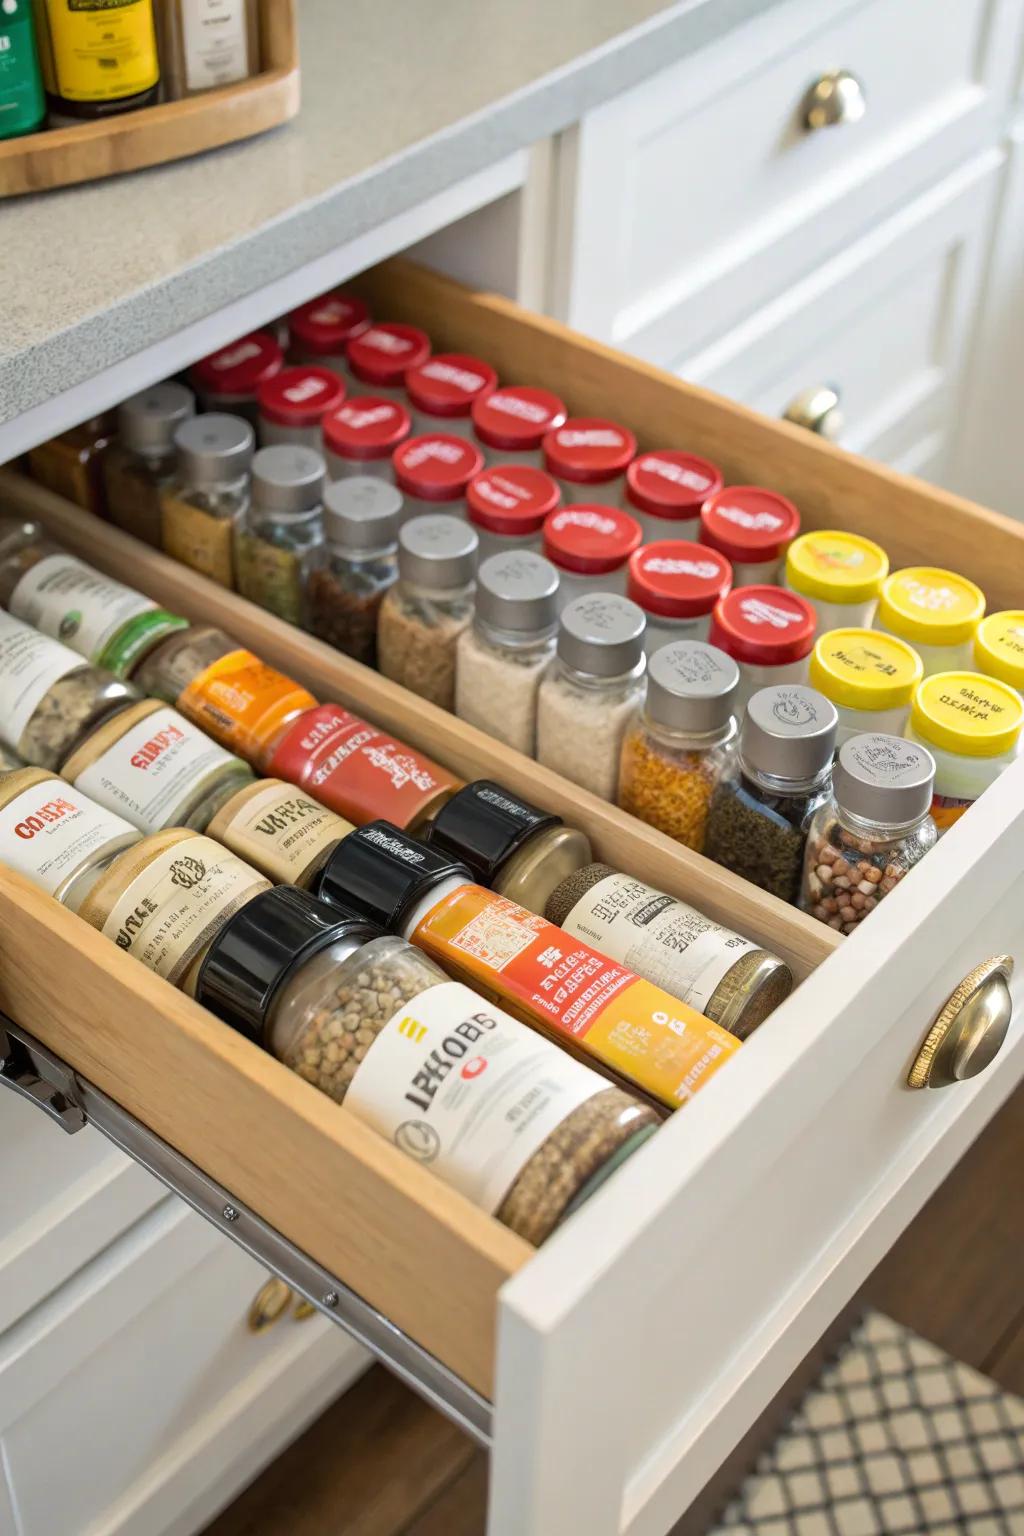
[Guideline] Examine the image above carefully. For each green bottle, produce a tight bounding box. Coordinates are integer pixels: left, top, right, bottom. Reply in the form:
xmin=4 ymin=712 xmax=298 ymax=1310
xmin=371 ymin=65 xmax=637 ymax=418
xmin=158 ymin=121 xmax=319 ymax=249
xmin=0 ymin=0 xmax=45 ymax=139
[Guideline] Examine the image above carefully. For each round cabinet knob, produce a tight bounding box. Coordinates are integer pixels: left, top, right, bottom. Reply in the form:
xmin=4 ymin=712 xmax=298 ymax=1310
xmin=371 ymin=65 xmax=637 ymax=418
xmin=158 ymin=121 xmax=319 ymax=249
xmin=247 ymin=1276 xmax=294 ymax=1333
xmin=783 ymin=384 xmax=844 ymax=441
xmin=802 ymin=70 xmax=867 ymax=131
xmin=908 ymin=955 xmax=1014 ymax=1089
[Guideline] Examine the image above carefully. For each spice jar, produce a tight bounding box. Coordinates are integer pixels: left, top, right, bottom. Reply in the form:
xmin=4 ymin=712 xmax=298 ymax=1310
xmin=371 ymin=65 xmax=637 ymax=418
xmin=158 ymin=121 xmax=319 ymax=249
xmin=974 ymin=611 xmax=1024 ymax=694
xmin=542 ymin=505 xmax=643 ymax=609
xmin=708 ymin=585 xmax=816 ymax=719
xmin=425 ymin=779 xmax=592 ymax=916
xmin=471 ymin=385 xmax=567 ymax=469
xmin=404 ymin=353 xmax=498 ymax=440
xmin=190 ymin=332 xmax=283 ymax=425
xmin=543 ymin=418 xmax=637 ymax=508
xmin=875 ymin=566 xmax=986 ymax=678
xmin=157 ymin=0 xmax=259 ymax=98
xmin=322 ymin=396 xmax=411 ymax=482
xmin=618 ymin=640 xmax=739 ymax=853
xmin=27 ymin=414 xmax=115 ymax=518
xmin=392 ymin=434 xmax=484 ymax=520
xmin=546 ymin=863 xmax=792 ymax=1040
xmin=704 ymin=684 xmax=838 ymax=902
xmin=62 ymin=699 xmax=253 ymax=835
xmin=699 ymin=487 xmax=801 ymax=588
xmin=345 ymin=323 xmax=431 ymax=401
xmin=197 ymin=885 xmax=658 ymax=1245
xmin=466 ymin=465 xmax=561 ymax=561
xmin=266 ymin=702 xmax=457 ymax=830
xmin=624 ymin=450 xmax=723 ymax=544
xmin=0 ymin=767 xmax=140 ymax=912
xmin=802 ymin=734 xmax=937 ymax=931
xmin=160 ymin=413 xmax=255 ymax=588
xmin=0 ymin=518 xmax=187 ymax=678
xmin=314 ymin=823 xmax=741 ymax=1109
xmin=627 ymin=540 xmax=732 ymax=653
xmin=809 ymin=628 xmax=923 ymax=748
xmin=0 ymin=610 xmax=137 ymax=771
xmin=79 ymin=829 xmax=270 ymax=995
xmin=307 ymin=477 xmax=402 ymax=666
xmin=256 ymin=366 xmax=345 ymax=450
xmin=904 ymin=671 xmax=1024 ymax=832
xmin=102 ymin=382 xmax=195 ymax=547
xmin=287 ymin=291 xmax=370 ymax=376
xmin=536 ymin=593 xmax=647 ymax=801
xmin=377 ymin=514 xmax=478 ymax=710
xmin=234 ymin=445 xmax=326 ymax=627
xmin=785 ymin=529 xmax=889 ymax=636
xmin=455 ymin=551 xmax=559 ymax=754
xmin=206 ymin=778 xmax=353 ymax=888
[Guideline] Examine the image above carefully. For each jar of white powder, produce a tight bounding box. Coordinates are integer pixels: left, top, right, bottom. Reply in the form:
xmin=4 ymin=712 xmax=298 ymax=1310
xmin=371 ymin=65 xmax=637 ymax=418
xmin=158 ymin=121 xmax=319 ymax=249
xmin=455 ymin=551 xmax=559 ymax=755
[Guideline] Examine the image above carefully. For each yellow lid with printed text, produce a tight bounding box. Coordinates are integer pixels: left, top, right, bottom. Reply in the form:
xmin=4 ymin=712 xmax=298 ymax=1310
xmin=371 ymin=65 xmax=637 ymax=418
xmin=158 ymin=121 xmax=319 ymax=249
xmin=910 ymin=671 xmax=1023 ymax=757
xmin=878 ymin=567 xmax=985 ymax=647
xmin=973 ymin=611 xmax=1024 ymax=692
xmin=785 ymin=530 xmax=889 ymax=605
xmin=810 ymin=629 xmax=923 ymax=712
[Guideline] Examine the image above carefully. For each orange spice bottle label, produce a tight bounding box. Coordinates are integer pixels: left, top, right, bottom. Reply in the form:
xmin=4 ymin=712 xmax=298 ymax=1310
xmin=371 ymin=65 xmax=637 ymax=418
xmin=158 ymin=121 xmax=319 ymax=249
xmin=178 ymin=649 xmax=317 ymax=764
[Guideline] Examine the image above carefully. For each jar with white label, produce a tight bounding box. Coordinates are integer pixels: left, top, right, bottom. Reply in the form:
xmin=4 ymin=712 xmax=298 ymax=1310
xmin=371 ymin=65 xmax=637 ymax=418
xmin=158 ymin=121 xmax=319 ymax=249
xmin=699 ymin=486 xmax=801 ymax=588
xmin=322 ymin=395 xmax=411 ymax=482
xmin=197 ymin=884 xmax=659 ymax=1244
xmin=392 ymin=433 xmax=484 ymax=519
xmin=785 ymin=529 xmax=889 ymax=636
xmin=974 ymin=611 xmax=1024 ymax=695
xmin=623 ymin=450 xmax=723 ymax=543
xmin=103 ymin=382 xmax=195 ymax=547
xmin=190 ymin=331 xmax=283 ymax=425
xmin=158 ymin=0 xmax=259 ymax=98
xmin=308 ymin=477 xmax=402 ymax=666
xmin=874 ymin=566 xmax=985 ymax=678
xmin=542 ymin=505 xmax=642 ymax=609
xmin=904 ymin=671 xmax=1024 ymax=834
xmin=287 ymin=291 xmax=370 ymax=378
xmin=627 ymin=540 xmax=733 ymax=652
xmin=206 ymin=778 xmax=353 ymax=887
xmin=234 ymin=445 xmax=326 ymax=628
xmin=809 ymin=629 xmax=923 ymax=748
xmin=543 ymin=417 xmax=637 ymax=507
xmin=377 ymin=515 xmax=478 ymax=711
xmin=454 ymin=551 xmax=559 ymax=755
xmin=466 ymin=465 xmax=561 ymax=560
xmin=160 ymin=413 xmax=255 ymax=589
xmin=345 ymin=323 xmax=431 ymax=401
xmin=404 ymin=352 xmax=498 ymax=440
xmin=0 ymin=767 xmax=140 ymax=912
xmin=708 ymin=585 xmax=817 ymax=718
xmin=471 ymin=385 xmax=567 ymax=469
xmin=256 ymin=366 xmax=346 ymax=449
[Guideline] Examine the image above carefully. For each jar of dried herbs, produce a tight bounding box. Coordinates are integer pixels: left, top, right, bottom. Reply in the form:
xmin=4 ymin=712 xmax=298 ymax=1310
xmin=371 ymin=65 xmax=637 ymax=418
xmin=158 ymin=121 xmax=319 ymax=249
xmin=103 ymin=382 xmax=195 ymax=546
xmin=454 ymin=550 xmax=559 ymax=755
xmin=377 ymin=515 xmax=478 ymax=710
xmin=161 ymin=413 xmax=255 ymax=588
xmin=0 ymin=767 xmax=140 ymax=913
xmin=307 ymin=476 xmax=402 ymax=666
xmin=234 ymin=445 xmax=326 ymax=627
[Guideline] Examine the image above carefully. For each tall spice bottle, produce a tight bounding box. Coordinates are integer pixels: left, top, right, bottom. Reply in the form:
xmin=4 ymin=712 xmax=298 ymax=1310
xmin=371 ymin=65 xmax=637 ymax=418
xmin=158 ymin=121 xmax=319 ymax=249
xmin=37 ymin=0 xmax=159 ymax=120
xmin=158 ymin=0 xmax=259 ymax=99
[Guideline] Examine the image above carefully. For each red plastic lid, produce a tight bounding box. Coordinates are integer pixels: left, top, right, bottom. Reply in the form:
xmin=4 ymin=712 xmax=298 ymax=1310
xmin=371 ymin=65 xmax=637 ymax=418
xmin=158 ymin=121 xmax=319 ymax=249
xmin=346 ymin=323 xmax=430 ymax=387
xmin=625 ymin=450 xmax=723 ymax=520
xmin=471 ymin=386 xmax=567 ymax=451
xmin=288 ymin=292 xmax=370 ymax=355
xmin=323 ymin=395 xmax=411 ymax=461
xmin=467 ymin=465 xmax=561 ymax=535
xmin=543 ymin=418 xmax=637 ymax=484
xmin=191 ymin=332 xmax=283 ymax=397
xmin=405 ymin=353 xmax=497 ymax=418
xmin=393 ymin=434 xmax=484 ymax=501
xmin=258 ymin=366 xmax=345 ymax=427
xmin=542 ymin=505 xmax=642 ymax=575
xmin=709 ymin=585 xmax=816 ymax=666
xmin=627 ymin=541 xmax=732 ymax=618
xmin=700 ymin=486 xmax=801 ymax=564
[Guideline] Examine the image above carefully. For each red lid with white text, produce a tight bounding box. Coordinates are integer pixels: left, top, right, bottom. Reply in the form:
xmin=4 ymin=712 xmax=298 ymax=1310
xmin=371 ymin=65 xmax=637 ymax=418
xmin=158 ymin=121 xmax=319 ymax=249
xmin=700 ymin=486 xmax=801 ymax=564
xmin=625 ymin=450 xmax=723 ymax=520
xmin=258 ymin=366 xmax=345 ymax=427
xmin=627 ymin=541 xmax=732 ymax=618
xmin=471 ymin=386 xmax=567 ymax=451
xmin=405 ymin=353 xmax=497 ymax=418
xmin=543 ymin=505 xmax=642 ymax=574
xmin=192 ymin=332 xmax=284 ymax=398
xmin=710 ymin=585 xmax=816 ymax=666
xmin=323 ymin=395 xmax=411 ymax=462
xmin=543 ymin=417 xmax=637 ymax=484
xmin=346 ymin=323 xmax=431 ymax=388
xmin=288 ymin=292 xmax=370 ymax=355
xmin=467 ymin=465 xmax=561 ymax=536
xmin=393 ymin=434 xmax=484 ymax=501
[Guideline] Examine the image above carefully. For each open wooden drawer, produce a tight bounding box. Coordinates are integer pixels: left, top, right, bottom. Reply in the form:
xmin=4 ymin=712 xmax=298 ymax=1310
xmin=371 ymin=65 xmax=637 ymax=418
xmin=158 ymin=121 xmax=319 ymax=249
xmin=1 ymin=261 xmax=1023 ymax=1536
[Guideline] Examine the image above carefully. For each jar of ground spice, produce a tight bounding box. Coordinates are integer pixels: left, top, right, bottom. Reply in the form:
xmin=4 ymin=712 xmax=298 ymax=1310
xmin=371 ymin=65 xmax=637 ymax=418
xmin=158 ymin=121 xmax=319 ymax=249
xmin=234 ymin=445 xmax=326 ymax=628
xmin=345 ymin=323 xmax=431 ymax=401
xmin=466 ymin=465 xmax=561 ymax=560
xmin=623 ymin=450 xmax=723 ymax=544
xmin=308 ymin=477 xmax=402 ymax=666
xmin=256 ymin=366 xmax=345 ymax=451
xmin=160 ymin=413 xmax=255 ymax=588
xmin=699 ymin=487 xmax=801 ymax=588
xmin=206 ymin=778 xmax=353 ymax=888
xmin=618 ymin=640 xmax=739 ymax=853
xmin=627 ymin=540 xmax=733 ymax=654
xmin=197 ymin=884 xmax=658 ymax=1246
xmin=286 ymin=292 xmax=370 ymax=378
xmin=404 ymin=353 xmax=498 ymax=440
xmin=322 ymin=396 xmax=411 ymax=483
xmin=392 ymin=434 xmax=484 ymax=520
xmin=471 ymin=385 xmax=567 ymax=469
xmin=455 ymin=551 xmax=559 ymax=755
xmin=543 ymin=418 xmax=637 ymax=508
xmin=809 ymin=628 xmax=923 ymax=748
xmin=377 ymin=514 xmax=478 ymax=710
xmin=190 ymin=332 xmax=283 ymax=425
xmin=708 ymin=585 xmax=817 ymax=719
xmin=542 ymin=505 xmax=643 ymax=609
xmin=103 ymin=382 xmax=195 ymax=546
xmin=0 ymin=767 xmax=140 ymax=912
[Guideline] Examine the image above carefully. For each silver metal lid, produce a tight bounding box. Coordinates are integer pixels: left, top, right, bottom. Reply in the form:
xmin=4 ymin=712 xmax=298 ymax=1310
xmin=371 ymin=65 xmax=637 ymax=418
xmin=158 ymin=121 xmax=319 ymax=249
xmin=741 ymin=684 xmax=838 ymax=781
xmin=476 ymin=551 xmax=559 ymax=634
xmin=323 ymin=476 xmax=403 ymax=550
xmin=833 ymin=733 xmax=935 ymax=824
xmin=251 ymin=445 xmax=326 ymax=515
xmin=174 ymin=412 xmax=254 ymax=485
xmin=646 ymin=640 xmax=739 ymax=733
xmin=119 ymin=382 xmax=195 ymax=455
xmin=398 ymin=514 xmax=478 ymax=588
xmin=557 ymin=593 xmax=646 ymax=677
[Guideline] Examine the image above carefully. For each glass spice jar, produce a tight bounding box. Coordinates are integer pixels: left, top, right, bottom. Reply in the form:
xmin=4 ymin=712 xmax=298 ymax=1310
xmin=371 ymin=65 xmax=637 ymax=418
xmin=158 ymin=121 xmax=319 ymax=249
xmin=784 ymin=529 xmax=889 ymax=637
xmin=190 ymin=331 xmax=283 ymax=425
xmin=234 ymin=444 xmax=326 ymax=628
xmin=874 ymin=566 xmax=986 ymax=679
xmin=809 ymin=628 xmax=923 ymax=748
xmin=542 ymin=505 xmax=643 ymax=610
xmin=466 ymin=464 xmax=561 ymax=561
xmin=802 ymin=734 xmax=937 ymax=932
xmin=542 ymin=417 xmax=637 ymax=508
xmin=307 ymin=476 xmax=402 ymax=666
xmin=160 ymin=413 xmax=255 ymax=588
xmin=618 ymin=640 xmax=739 ymax=853
xmin=708 ymin=585 xmax=817 ymax=720
xmin=103 ymin=382 xmax=195 ymax=546
xmin=699 ymin=487 xmax=801 ymax=589
xmin=470 ymin=385 xmax=567 ymax=470
xmin=704 ymin=683 xmax=838 ymax=902
xmin=376 ymin=514 xmax=478 ymax=710
xmin=322 ymin=395 xmax=411 ymax=483
xmin=623 ymin=450 xmax=723 ymax=544
xmin=904 ymin=670 xmax=1024 ymax=833
xmin=627 ymin=540 xmax=733 ymax=654
xmin=287 ymin=291 xmax=370 ymax=378
xmin=974 ymin=611 xmax=1024 ymax=695
xmin=0 ymin=767 xmax=140 ymax=913
xmin=345 ymin=322 xmax=431 ymax=402
xmin=256 ymin=366 xmax=345 ymax=450
xmin=404 ymin=353 xmax=498 ymax=440
xmin=206 ymin=778 xmax=353 ymax=888
xmin=27 ymin=413 xmax=116 ymax=518
xmin=455 ymin=550 xmax=559 ymax=755
xmin=392 ymin=433 xmax=484 ymax=520
xmin=197 ymin=885 xmax=659 ymax=1246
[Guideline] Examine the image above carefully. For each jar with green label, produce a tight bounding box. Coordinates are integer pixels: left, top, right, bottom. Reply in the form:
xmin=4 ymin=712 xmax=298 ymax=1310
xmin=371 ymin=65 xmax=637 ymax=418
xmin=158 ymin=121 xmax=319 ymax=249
xmin=235 ymin=445 xmax=326 ymax=627
xmin=0 ymin=0 xmax=45 ymax=139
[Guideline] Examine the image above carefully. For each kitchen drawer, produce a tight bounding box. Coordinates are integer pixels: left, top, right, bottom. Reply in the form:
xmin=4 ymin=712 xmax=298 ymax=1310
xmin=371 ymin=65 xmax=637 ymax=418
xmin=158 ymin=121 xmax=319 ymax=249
xmin=559 ymin=0 xmax=1019 ymax=366
xmin=2 ymin=261 xmax=1024 ymax=1536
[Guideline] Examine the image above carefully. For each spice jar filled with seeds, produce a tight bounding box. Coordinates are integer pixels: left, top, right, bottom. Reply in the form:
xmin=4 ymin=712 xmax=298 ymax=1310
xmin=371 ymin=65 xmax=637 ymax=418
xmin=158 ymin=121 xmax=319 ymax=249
xmin=874 ymin=567 xmax=985 ymax=678
xmin=623 ymin=450 xmax=723 ymax=544
xmin=377 ymin=514 xmax=478 ymax=710
xmin=103 ymin=382 xmax=195 ymax=546
xmin=404 ymin=353 xmax=498 ymax=440
xmin=455 ymin=551 xmax=559 ymax=755
xmin=904 ymin=671 xmax=1024 ymax=833
xmin=256 ymin=366 xmax=345 ymax=450
xmin=802 ymin=734 xmax=937 ymax=931
xmin=466 ymin=465 xmax=561 ymax=561
xmin=190 ymin=331 xmax=283 ymax=425
xmin=322 ymin=396 xmax=411 ymax=483
xmin=784 ymin=530 xmax=889 ymax=636
xmin=0 ymin=768 xmax=140 ymax=913
xmin=286 ymin=292 xmax=370 ymax=377
xmin=618 ymin=640 xmax=739 ymax=853
xmin=471 ymin=385 xmax=567 ymax=469
xmin=542 ymin=505 xmax=643 ymax=609
xmin=542 ymin=417 xmax=637 ymax=508
xmin=627 ymin=541 xmax=733 ymax=654
xmin=161 ymin=413 xmax=255 ymax=588
xmin=704 ymin=684 xmax=838 ymax=902
xmin=307 ymin=477 xmax=402 ymax=665
xmin=708 ymin=586 xmax=817 ymax=719
xmin=392 ymin=434 xmax=484 ymax=520
xmin=699 ymin=487 xmax=801 ymax=588
xmin=345 ymin=322 xmax=431 ymax=401
xmin=809 ymin=628 xmax=923 ymax=748
xmin=234 ymin=445 xmax=326 ymax=627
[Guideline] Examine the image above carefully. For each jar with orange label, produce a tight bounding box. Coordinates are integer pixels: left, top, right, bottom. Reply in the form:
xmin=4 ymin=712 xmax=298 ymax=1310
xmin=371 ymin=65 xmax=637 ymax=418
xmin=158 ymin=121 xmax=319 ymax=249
xmin=160 ymin=414 xmax=255 ymax=588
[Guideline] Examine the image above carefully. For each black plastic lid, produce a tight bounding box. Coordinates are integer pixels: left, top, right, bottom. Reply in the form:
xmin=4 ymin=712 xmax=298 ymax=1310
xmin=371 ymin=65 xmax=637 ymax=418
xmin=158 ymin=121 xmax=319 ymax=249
xmin=195 ymin=885 xmax=382 ymax=1043
xmin=312 ymin=822 xmax=472 ymax=932
xmin=425 ymin=781 xmax=560 ymax=885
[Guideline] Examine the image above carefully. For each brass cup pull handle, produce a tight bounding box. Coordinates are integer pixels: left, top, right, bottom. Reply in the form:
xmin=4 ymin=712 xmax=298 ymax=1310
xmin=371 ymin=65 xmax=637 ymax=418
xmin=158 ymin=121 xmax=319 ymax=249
xmin=247 ymin=1277 xmax=294 ymax=1333
xmin=908 ymin=955 xmax=1014 ymax=1089
xmin=802 ymin=70 xmax=867 ymax=131
xmin=783 ymin=384 xmax=844 ymax=441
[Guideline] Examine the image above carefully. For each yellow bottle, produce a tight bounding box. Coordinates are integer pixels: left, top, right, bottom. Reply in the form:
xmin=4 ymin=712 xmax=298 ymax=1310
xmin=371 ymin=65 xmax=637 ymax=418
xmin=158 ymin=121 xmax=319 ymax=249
xmin=37 ymin=0 xmax=159 ymax=121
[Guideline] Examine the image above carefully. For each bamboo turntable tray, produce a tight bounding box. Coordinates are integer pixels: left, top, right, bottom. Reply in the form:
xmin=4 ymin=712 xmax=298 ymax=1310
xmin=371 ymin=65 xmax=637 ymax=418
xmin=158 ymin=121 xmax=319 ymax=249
xmin=0 ymin=0 xmax=298 ymax=198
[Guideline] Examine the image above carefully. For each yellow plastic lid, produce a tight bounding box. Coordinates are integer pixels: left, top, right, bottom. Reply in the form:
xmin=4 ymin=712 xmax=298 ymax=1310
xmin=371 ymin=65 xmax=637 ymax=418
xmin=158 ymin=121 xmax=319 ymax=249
xmin=810 ymin=629 xmax=923 ymax=712
xmin=910 ymin=671 xmax=1023 ymax=757
xmin=878 ymin=567 xmax=985 ymax=646
xmin=973 ymin=610 xmax=1024 ymax=692
xmin=785 ymin=530 xmax=889 ymax=604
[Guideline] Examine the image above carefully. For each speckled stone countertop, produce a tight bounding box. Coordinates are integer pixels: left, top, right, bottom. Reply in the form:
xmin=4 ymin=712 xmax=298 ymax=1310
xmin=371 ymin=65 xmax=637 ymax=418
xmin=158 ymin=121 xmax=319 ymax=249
xmin=2 ymin=0 xmax=773 ymax=430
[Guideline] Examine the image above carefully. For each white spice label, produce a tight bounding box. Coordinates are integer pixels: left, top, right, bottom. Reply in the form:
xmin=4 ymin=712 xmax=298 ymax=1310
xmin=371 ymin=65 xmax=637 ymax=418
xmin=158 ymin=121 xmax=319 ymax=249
xmin=0 ymin=781 xmax=135 ymax=898
xmin=559 ymin=872 xmax=758 ymax=1013
xmin=345 ymin=981 xmax=604 ymax=1213
xmin=0 ymin=612 xmax=81 ymax=747
xmin=10 ymin=555 xmax=157 ymax=665
xmin=218 ymin=782 xmax=349 ymax=883
xmin=72 ymin=707 xmax=240 ymax=832
xmin=181 ymin=0 xmax=249 ymax=90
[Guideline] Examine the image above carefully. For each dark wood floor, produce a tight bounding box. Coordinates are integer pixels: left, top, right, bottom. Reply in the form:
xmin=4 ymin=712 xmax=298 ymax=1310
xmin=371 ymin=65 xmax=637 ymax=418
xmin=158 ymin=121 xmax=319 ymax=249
xmin=204 ymin=1084 xmax=1024 ymax=1536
